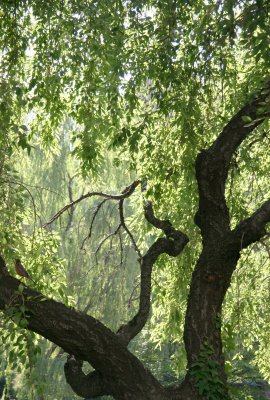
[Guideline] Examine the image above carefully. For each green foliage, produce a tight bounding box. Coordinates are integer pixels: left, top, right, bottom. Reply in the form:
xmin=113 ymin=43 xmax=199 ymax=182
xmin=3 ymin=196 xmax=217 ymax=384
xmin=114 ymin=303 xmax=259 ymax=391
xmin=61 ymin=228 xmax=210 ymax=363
xmin=190 ymin=343 xmax=230 ymax=400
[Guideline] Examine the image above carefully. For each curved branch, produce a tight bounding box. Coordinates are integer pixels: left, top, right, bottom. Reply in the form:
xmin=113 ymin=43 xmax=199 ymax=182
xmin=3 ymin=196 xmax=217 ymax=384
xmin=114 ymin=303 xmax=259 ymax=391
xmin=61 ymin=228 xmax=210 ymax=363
xmin=232 ymin=198 xmax=270 ymax=249
xmin=211 ymin=78 xmax=270 ymax=169
xmin=43 ymin=180 xmax=141 ymax=228
xmin=117 ymin=202 xmax=188 ymax=345
xmin=0 ymin=255 xmax=165 ymax=399
xmin=64 ymin=356 xmax=109 ymax=398
xmin=195 ymin=78 xmax=270 ymax=240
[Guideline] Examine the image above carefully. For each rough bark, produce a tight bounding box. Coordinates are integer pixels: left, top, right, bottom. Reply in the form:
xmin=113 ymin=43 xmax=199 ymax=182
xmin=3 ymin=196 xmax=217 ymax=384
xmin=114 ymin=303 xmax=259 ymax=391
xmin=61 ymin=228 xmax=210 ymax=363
xmin=180 ymin=78 xmax=270 ymax=398
xmin=0 ymin=269 xmax=168 ymax=400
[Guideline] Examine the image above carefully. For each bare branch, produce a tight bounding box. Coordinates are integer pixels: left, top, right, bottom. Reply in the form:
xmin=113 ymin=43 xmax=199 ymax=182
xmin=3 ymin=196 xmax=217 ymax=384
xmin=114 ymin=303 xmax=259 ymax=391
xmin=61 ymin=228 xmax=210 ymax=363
xmin=65 ymin=174 xmax=76 ymax=232
xmin=43 ymin=180 xmax=141 ymax=228
xmin=80 ymin=198 xmax=108 ymax=250
xmin=117 ymin=202 xmax=188 ymax=345
xmin=127 ymin=282 xmax=140 ymax=308
xmin=95 ymin=223 xmax=121 ymax=257
xmin=118 ymin=230 xmax=124 ymax=269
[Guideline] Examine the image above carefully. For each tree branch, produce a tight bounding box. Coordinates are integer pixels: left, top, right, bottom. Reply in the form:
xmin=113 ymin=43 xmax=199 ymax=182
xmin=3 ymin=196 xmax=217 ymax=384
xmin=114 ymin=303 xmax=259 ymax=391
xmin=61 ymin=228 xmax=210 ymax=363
xmin=118 ymin=199 xmax=142 ymax=258
xmin=117 ymin=202 xmax=188 ymax=345
xmin=64 ymin=356 xmax=109 ymax=398
xmin=232 ymin=199 xmax=270 ymax=249
xmin=94 ymin=223 xmax=121 ymax=257
xmin=0 ymin=255 xmax=165 ymax=399
xmin=211 ymin=78 xmax=270 ymax=169
xmin=65 ymin=173 xmax=77 ymax=232
xmin=43 ymin=180 xmax=141 ymax=228
xmin=80 ymin=198 xmax=108 ymax=250
xmin=195 ymin=78 xmax=270 ymax=240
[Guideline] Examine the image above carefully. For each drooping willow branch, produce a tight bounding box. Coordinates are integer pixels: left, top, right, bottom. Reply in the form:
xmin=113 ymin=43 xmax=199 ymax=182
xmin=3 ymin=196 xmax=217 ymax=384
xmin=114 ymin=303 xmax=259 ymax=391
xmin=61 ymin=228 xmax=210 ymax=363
xmin=65 ymin=173 xmax=78 ymax=233
xmin=118 ymin=199 xmax=142 ymax=259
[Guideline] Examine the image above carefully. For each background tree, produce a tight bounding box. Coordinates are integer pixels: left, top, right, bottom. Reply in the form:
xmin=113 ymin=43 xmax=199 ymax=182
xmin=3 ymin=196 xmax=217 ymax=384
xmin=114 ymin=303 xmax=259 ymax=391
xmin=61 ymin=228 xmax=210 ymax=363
xmin=0 ymin=1 xmax=270 ymax=399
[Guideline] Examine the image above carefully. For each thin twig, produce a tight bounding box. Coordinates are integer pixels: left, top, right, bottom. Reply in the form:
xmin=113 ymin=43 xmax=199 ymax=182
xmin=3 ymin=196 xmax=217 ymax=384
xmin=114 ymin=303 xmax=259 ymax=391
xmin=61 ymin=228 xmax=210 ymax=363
xmin=128 ymin=282 xmax=140 ymax=308
xmin=80 ymin=199 xmax=108 ymax=250
xmin=95 ymin=224 xmax=121 ymax=259
xmin=119 ymin=199 xmax=142 ymax=259
xmin=65 ymin=174 xmax=76 ymax=232
xmin=118 ymin=230 xmax=124 ymax=269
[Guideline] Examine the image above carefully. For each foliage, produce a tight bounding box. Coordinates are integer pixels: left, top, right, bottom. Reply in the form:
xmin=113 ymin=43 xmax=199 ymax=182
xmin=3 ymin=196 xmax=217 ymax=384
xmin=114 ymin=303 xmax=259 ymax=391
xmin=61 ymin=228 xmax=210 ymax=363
xmin=190 ymin=343 xmax=229 ymax=400
xmin=0 ymin=0 xmax=270 ymax=398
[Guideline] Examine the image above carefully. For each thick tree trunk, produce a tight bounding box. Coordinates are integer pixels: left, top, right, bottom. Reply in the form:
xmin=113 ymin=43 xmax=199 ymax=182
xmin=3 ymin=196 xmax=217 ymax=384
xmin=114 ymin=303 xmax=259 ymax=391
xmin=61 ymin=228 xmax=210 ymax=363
xmin=181 ymin=77 xmax=270 ymax=399
xmin=183 ymin=244 xmax=240 ymax=398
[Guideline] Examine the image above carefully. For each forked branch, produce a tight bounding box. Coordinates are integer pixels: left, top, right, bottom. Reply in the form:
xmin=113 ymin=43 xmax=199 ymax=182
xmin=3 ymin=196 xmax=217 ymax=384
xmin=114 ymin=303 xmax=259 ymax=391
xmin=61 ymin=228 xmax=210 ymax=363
xmin=195 ymin=77 xmax=270 ymax=240
xmin=43 ymin=180 xmax=141 ymax=228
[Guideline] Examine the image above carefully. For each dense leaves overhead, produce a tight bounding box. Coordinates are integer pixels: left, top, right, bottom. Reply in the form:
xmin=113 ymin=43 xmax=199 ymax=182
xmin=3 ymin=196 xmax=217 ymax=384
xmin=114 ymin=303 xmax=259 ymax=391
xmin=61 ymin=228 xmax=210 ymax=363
xmin=1 ymin=0 xmax=270 ymax=170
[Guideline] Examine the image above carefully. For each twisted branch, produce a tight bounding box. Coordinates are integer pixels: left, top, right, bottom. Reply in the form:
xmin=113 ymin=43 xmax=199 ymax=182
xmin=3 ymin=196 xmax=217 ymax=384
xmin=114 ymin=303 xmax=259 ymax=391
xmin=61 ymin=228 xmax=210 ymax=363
xmin=117 ymin=201 xmax=188 ymax=345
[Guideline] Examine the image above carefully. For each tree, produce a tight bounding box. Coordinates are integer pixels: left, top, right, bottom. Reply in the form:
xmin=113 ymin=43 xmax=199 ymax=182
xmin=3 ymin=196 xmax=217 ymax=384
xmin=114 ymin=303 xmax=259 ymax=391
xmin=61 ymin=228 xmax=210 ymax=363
xmin=0 ymin=1 xmax=270 ymax=399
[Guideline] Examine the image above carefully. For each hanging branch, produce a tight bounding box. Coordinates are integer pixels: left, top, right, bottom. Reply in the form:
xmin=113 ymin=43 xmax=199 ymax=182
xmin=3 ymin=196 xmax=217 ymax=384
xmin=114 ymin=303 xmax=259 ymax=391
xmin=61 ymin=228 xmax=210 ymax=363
xmin=118 ymin=199 xmax=142 ymax=259
xmin=94 ymin=198 xmax=142 ymax=263
xmin=118 ymin=230 xmax=124 ymax=269
xmin=65 ymin=173 xmax=77 ymax=232
xmin=95 ymin=223 xmax=121 ymax=258
xmin=80 ymin=198 xmax=109 ymax=250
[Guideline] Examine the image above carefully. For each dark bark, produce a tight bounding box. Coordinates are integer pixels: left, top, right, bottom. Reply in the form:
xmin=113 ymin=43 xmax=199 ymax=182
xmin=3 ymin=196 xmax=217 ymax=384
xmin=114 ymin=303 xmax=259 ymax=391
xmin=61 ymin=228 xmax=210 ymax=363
xmin=0 ymin=79 xmax=270 ymax=399
xmin=0 ymin=269 xmax=168 ymax=399
xmin=181 ymin=78 xmax=270 ymax=398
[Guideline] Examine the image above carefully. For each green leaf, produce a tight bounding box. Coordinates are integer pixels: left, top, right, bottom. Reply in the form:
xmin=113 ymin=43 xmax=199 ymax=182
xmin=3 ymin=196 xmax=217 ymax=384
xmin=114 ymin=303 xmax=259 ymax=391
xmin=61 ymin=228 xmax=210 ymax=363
xmin=241 ymin=115 xmax=252 ymax=122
